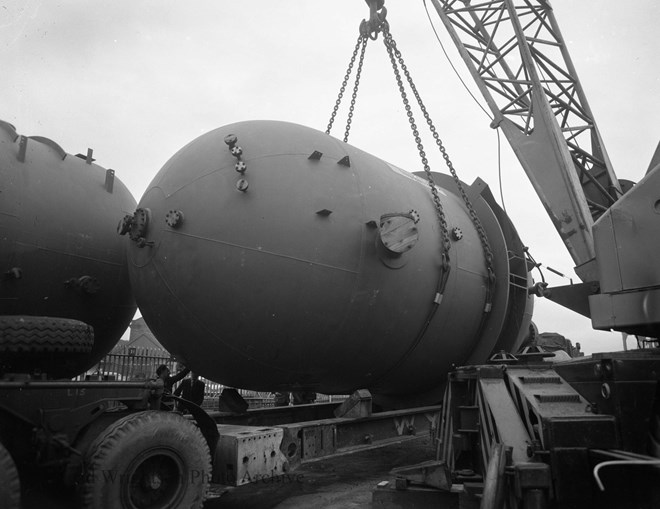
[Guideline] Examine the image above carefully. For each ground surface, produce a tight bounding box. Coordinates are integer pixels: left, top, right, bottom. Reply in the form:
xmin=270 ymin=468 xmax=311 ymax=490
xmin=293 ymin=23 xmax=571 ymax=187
xmin=21 ymin=436 xmax=434 ymax=509
xmin=205 ymin=436 xmax=434 ymax=509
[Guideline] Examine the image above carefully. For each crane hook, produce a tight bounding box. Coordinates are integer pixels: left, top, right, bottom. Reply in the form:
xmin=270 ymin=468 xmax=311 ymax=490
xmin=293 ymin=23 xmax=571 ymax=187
xmin=361 ymin=0 xmax=387 ymax=40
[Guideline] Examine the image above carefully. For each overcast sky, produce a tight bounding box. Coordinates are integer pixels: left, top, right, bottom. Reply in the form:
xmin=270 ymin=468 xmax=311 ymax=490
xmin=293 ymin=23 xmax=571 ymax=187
xmin=3 ymin=1 xmax=659 ymax=354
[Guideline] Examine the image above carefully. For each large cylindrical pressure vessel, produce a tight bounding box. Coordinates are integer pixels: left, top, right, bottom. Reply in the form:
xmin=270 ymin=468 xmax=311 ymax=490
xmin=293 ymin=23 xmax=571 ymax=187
xmin=0 ymin=120 xmax=137 ymax=377
xmin=126 ymin=120 xmax=531 ymax=400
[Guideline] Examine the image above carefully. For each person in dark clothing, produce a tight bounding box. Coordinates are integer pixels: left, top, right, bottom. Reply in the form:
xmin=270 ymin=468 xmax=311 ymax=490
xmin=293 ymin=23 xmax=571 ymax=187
xmin=174 ymin=372 xmax=206 ymax=411
xmin=155 ymin=364 xmax=190 ymax=410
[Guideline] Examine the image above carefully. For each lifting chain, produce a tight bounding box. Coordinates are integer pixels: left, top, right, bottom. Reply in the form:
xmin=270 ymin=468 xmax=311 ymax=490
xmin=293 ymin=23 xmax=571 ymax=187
xmin=380 ymin=21 xmax=452 ymax=279
xmin=380 ymin=21 xmax=496 ymax=311
xmin=325 ymin=2 xmax=389 ymax=142
xmin=326 ymin=2 xmax=496 ymax=312
xmin=325 ymin=32 xmax=369 ymax=143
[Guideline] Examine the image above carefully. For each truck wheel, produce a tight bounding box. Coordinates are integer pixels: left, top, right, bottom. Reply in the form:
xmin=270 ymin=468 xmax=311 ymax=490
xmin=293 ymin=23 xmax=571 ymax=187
xmin=650 ymin=396 xmax=660 ymax=458
xmin=0 ymin=442 xmax=21 ymax=509
xmin=80 ymin=411 xmax=211 ymax=509
xmin=0 ymin=315 xmax=94 ymax=354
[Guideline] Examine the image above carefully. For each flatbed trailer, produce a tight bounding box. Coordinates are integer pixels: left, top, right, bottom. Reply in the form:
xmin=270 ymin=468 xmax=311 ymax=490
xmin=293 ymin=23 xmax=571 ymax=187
xmin=5 ymin=350 xmax=659 ymax=508
xmin=0 ymin=376 xmax=440 ymax=508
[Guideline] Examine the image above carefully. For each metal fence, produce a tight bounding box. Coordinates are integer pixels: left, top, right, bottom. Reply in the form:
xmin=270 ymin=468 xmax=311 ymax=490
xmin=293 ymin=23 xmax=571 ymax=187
xmin=90 ymin=347 xmax=175 ymax=381
xmin=81 ymin=347 xmax=342 ymax=410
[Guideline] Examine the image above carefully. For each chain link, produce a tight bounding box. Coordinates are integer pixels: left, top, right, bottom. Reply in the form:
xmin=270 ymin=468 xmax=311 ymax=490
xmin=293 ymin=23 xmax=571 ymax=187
xmin=382 ymin=23 xmax=496 ymax=307
xmin=343 ymin=36 xmax=368 ymax=143
xmin=326 ymin=34 xmax=368 ymax=142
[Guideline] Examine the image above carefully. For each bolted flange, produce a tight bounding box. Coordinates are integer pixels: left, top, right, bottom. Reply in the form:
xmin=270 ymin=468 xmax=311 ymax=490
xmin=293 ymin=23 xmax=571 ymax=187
xmin=64 ymin=275 xmax=101 ymax=295
xmin=165 ymin=210 xmax=184 ymax=228
xmin=117 ymin=215 xmax=133 ymax=235
xmin=451 ymin=227 xmax=463 ymax=241
xmin=118 ymin=208 xmax=153 ymax=248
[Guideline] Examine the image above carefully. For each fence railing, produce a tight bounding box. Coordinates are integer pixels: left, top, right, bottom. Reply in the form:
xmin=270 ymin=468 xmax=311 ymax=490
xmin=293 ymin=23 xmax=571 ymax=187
xmin=80 ymin=347 xmax=344 ymax=410
xmin=89 ymin=347 xmax=176 ymax=381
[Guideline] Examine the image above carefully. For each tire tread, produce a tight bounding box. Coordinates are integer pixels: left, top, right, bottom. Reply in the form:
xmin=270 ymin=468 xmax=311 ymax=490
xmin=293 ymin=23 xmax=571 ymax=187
xmin=0 ymin=441 xmax=21 ymax=509
xmin=0 ymin=315 xmax=94 ymax=354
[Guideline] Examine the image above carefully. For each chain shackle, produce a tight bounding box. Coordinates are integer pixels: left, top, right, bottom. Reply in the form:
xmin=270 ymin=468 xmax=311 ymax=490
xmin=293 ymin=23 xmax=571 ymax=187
xmin=362 ymin=0 xmax=388 ymax=40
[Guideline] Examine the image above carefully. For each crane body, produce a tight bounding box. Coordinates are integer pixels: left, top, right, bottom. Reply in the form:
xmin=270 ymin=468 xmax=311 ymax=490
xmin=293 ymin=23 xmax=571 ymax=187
xmin=430 ymin=0 xmax=660 ymax=338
